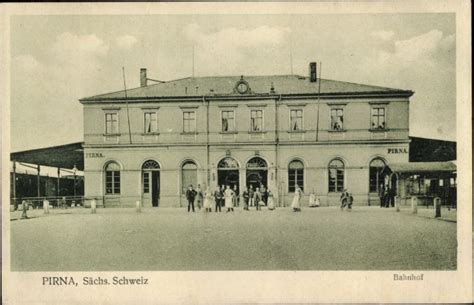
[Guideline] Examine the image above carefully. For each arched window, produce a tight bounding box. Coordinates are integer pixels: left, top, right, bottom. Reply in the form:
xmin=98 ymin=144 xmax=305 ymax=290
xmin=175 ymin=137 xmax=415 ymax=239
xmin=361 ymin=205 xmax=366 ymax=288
xmin=105 ymin=162 xmax=121 ymax=195
xmin=288 ymin=160 xmax=304 ymax=192
xmin=218 ymin=157 xmax=239 ymax=169
xmin=182 ymin=160 xmax=197 ymax=193
xmin=246 ymin=157 xmax=267 ymax=169
xmin=369 ymin=158 xmax=386 ymax=193
xmin=142 ymin=160 xmax=160 ymax=170
xmin=328 ymin=159 xmax=344 ymax=192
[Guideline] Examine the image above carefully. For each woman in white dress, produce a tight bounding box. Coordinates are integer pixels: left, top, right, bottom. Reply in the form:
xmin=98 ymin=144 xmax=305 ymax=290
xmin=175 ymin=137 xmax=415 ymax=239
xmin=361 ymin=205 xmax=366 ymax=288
xmin=203 ymin=187 xmax=213 ymax=212
xmin=267 ymin=190 xmax=275 ymax=210
xmin=224 ymin=185 xmax=235 ymax=212
xmin=291 ymin=185 xmax=303 ymax=212
xmin=309 ymin=190 xmax=320 ymax=207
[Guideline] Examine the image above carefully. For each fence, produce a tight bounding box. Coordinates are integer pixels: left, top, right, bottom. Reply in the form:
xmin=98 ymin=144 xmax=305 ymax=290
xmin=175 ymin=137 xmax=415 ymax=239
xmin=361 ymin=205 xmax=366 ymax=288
xmin=10 ymin=196 xmax=85 ymax=210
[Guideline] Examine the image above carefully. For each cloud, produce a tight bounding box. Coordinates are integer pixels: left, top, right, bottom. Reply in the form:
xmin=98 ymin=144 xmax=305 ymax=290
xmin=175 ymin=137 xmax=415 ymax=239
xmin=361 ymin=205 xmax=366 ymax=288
xmin=116 ymin=35 xmax=138 ymax=49
xmin=50 ymin=32 xmax=108 ymax=62
xmin=183 ymin=24 xmax=291 ymax=75
xmin=13 ymin=54 xmax=40 ymax=71
xmin=370 ymin=30 xmax=394 ymax=41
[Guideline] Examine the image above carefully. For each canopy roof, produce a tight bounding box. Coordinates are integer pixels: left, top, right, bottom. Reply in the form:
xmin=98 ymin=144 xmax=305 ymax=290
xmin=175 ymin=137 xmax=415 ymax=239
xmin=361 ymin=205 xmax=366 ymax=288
xmin=385 ymin=161 xmax=456 ymax=176
xmin=11 ymin=142 xmax=84 ymax=171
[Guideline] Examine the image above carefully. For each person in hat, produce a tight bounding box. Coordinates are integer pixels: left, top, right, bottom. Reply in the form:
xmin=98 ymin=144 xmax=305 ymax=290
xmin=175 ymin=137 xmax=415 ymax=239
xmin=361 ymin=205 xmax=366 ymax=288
xmin=185 ymin=185 xmax=197 ymax=213
xmin=291 ymin=185 xmax=303 ymax=212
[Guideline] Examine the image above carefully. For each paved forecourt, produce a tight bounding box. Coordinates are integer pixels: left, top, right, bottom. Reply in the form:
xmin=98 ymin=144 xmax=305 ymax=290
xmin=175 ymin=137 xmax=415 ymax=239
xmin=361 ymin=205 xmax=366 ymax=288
xmin=10 ymin=206 xmax=457 ymax=271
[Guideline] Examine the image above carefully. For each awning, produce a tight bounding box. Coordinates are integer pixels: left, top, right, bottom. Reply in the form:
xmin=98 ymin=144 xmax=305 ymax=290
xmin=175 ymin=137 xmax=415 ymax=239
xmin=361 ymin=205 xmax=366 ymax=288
xmin=383 ymin=161 xmax=456 ymax=176
xmin=10 ymin=142 xmax=84 ymax=171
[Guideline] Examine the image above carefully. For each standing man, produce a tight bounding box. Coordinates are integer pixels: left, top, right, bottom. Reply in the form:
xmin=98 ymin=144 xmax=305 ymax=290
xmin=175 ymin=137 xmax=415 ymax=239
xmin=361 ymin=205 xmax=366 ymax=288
xmin=195 ymin=184 xmax=203 ymax=210
xmin=214 ymin=186 xmax=223 ymax=212
xmin=186 ymin=185 xmax=197 ymax=213
xmin=249 ymin=185 xmax=255 ymax=207
xmin=261 ymin=185 xmax=268 ymax=206
xmin=242 ymin=186 xmax=249 ymax=211
xmin=378 ymin=184 xmax=385 ymax=208
xmin=254 ymin=187 xmax=262 ymax=211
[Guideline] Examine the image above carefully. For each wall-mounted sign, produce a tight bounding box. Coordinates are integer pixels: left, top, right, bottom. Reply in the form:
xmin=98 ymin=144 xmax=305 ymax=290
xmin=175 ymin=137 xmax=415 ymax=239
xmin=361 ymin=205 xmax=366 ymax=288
xmin=388 ymin=148 xmax=408 ymax=154
xmin=86 ymin=152 xmax=104 ymax=158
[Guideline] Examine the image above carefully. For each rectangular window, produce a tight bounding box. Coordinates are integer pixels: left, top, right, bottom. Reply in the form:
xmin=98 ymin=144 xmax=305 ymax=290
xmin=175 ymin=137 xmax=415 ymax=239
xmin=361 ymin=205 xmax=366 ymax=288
xmin=288 ymin=170 xmax=304 ymax=192
xmin=250 ymin=109 xmax=263 ymax=132
xmin=105 ymin=113 xmax=118 ymax=134
xmin=330 ymin=109 xmax=344 ymax=131
xmin=371 ymin=107 xmax=386 ymax=130
xmin=221 ymin=110 xmax=235 ymax=132
xmin=105 ymin=171 xmax=120 ymax=194
xmin=183 ymin=111 xmax=196 ymax=133
xmin=144 ymin=112 xmax=158 ymax=134
xmin=290 ymin=109 xmax=303 ymax=131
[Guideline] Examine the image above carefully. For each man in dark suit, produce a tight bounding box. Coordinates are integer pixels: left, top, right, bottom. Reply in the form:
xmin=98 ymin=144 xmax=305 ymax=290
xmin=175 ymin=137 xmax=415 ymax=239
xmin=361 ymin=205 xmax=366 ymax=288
xmin=214 ymin=186 xmax=223 ymax=212
xmin=186 ymin=185 xmax=197 ymax=212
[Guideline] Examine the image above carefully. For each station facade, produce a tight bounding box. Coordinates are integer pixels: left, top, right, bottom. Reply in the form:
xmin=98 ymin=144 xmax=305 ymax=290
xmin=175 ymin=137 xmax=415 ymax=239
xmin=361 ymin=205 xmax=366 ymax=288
xmin=80 ymin=65 xmax=414 ymax=207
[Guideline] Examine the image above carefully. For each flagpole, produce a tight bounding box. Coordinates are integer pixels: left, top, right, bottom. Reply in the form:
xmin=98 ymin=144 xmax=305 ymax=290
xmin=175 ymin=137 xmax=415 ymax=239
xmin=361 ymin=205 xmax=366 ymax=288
xmin=122 ymin=67 xmax=133 ymax=144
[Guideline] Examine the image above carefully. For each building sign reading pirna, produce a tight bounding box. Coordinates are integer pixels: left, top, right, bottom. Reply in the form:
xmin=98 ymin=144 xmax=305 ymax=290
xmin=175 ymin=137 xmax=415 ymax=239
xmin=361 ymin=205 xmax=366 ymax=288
xmin=388 ymin=148 xmax=408 ymax=154
xmin=86 ymin=152 xmax=104 ymax=158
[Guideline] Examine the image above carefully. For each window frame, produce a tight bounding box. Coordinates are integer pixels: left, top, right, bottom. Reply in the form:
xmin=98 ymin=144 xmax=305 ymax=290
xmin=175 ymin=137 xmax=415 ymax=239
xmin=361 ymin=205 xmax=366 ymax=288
xmin=328 ymin=159 xmax=345 ymax=193
xmin=329 ymin=108 xmax=344 ymax=131
xmin=289 ymin=109 xmax=304 ymax=131
xmin=288 ymin=160 xmax=304 ymax=192
xmin=104 ymin=111 xmax=119 ymax=135
xmin=370 ymin=106 xmax=387 ymax=130
xmin=104 ymin=162 xmax=121 ymax=195
xmin=143 ymin=111 xmax=158 ymax=134
xmin=369 ymin=158 xmax=386 ymax=193
xmin=249 ymin=109 xmax=264 ymax=132
xmin=182 ymin=111 xmax=197 ymax=133
xmin=221 ymin=110 xmax=236 ymax=133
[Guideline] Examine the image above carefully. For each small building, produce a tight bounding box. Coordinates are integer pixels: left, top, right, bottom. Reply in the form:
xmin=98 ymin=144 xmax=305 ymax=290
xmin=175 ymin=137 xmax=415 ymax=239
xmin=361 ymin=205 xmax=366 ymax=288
xmin=79 ymin=64 xmax=414 ymax=207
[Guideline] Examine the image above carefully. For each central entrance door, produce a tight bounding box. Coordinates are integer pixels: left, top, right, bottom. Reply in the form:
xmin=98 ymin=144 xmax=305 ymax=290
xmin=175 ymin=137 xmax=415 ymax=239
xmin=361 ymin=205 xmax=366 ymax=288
xmin=142 ymin=160 xmax=160 ymax=207
xmin=217 ymin=157 xmax=240 ymax=191
xmin=246 ymin=157 xmax=268 ymax=190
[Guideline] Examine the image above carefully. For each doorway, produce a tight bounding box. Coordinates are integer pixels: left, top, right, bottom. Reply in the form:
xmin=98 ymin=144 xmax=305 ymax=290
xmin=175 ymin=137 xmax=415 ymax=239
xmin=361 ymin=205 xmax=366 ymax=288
xmin=246 ymin=157 xmax=268 ymax=190
xmin=142 ymin=160 xmax=161 ymax=207
xmin=217 ymin=157 xmax=240 ymax=191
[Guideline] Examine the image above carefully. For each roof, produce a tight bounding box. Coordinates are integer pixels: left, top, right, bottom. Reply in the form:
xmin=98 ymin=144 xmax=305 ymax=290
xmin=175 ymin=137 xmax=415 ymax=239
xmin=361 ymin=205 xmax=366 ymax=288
xmin=386 ymin=161 xmax=456 ymax=175
xmin=409 ymin=136 xmax=456 ymax=162
xmin=11 ymin=142 xmax=84 ymax=171
xmin=80 ymin=75 xmax=413 ymax=102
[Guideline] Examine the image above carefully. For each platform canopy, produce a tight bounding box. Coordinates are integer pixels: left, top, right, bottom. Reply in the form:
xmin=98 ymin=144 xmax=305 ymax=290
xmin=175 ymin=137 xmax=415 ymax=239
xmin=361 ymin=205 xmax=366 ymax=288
xmin=383 ymin=161 xmax=456 ymax=177
xmin=10 ymin=142 xmax=84 ymax=171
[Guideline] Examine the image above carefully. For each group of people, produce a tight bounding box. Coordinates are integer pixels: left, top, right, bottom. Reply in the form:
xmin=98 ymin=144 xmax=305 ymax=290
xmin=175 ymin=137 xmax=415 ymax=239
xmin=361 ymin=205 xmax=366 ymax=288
xmin=185 ymin=184 xmax=276 ymax=213
xmin=186 ymin=184 xmax=354 ymax=213
xmin=340 ymin=189 xmax=354 ymax=211
xmin=378 ymin=184 xmax=395 ymax=208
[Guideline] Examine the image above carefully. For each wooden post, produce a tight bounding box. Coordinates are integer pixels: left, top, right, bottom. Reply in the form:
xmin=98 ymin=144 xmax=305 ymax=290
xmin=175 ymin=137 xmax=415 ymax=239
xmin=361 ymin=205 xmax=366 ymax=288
xmin=91 ymin=199 xmax=97 ymax=214
xmin=12 ymin=161 xmax=16 ymax=208
xmin=136 ymin=200 xmax=141 ymax=212
xmin=411 ymin=196 xmax=418 ymax=214
xmin=57 ymin=167 xmax=60 ymax=198
xmin=43 ymin=199 xmax=50 ymax=214
xmin=37 ymin=164 xmax=41 ymax=198
xmin=395 ymin=196 xmax=400 ymax=212
xmin=434 ymin=197 xmax=441 ymax=218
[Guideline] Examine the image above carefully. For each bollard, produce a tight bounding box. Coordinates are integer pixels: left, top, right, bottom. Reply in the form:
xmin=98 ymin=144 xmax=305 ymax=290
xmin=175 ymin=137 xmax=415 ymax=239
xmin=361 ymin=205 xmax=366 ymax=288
xmin=91 ymin=199 xmax=97 ymax=214
xmin=136 ymin=200 xmax=141 ymax=212
xmin=43 ymin=199 xmax=50 ymax=214
xmin=395 ymin=196 xmax=400 ymax=212
xmin=21 ymin=200 xmax=28 ymax=219
xmin=411 ymin=196 xmax=418 ymax=214
xmin=434 ymin=197 xmax=441 ymax=218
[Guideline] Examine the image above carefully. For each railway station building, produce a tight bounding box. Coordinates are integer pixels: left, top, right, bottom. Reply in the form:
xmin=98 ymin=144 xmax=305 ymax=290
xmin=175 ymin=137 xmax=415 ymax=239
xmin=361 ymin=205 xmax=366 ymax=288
xmin=79 ymin=64 xmax=414 ymax=207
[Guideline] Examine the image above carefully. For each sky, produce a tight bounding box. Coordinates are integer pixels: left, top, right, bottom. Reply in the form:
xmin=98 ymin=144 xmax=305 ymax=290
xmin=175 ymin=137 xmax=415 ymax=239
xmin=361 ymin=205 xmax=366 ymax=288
xmin=10 ymin=13 xmax=456 ymax=151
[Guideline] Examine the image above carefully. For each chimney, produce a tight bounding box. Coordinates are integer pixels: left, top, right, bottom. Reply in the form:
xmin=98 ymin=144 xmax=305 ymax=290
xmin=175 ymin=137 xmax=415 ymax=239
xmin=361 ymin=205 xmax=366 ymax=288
xmin=309 ymin=62 xmax=317 ymax=82
xmin=140 ymin=68 xmax=147 ymax=87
